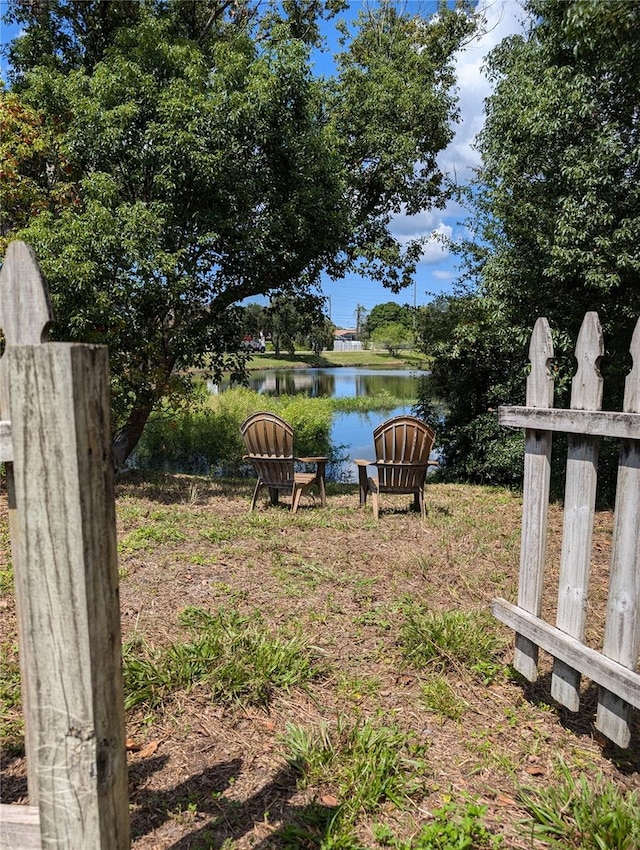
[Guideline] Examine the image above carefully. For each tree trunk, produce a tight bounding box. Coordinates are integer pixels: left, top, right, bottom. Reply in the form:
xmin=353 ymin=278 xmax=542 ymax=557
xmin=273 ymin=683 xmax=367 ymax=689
xmin=112 ymin=404 xmax=155 ymax=470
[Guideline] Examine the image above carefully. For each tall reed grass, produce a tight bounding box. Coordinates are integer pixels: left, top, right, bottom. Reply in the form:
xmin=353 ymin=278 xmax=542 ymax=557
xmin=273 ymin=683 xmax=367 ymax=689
xmin=134 ymin=386 xmax=337 ymax=474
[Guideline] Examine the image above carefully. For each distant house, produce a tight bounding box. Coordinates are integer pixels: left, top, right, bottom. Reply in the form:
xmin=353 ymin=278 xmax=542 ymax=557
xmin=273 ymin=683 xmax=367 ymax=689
xmin=334 ymin=328 xmax=359 ymax=342
xmin=333 ymin=328 xmax=363 ymax=351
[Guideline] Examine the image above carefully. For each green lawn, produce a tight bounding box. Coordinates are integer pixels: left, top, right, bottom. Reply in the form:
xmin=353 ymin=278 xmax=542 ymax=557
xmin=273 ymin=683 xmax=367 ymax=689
xmin=245 ymin=348 xmax=430 ymax=371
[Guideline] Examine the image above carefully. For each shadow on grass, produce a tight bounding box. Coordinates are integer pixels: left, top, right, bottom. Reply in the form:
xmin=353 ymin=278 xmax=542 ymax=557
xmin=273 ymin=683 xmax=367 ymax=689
xmin=129 ymin=755 xmax=338 ymax=850
xmin=115 ymin=471 xmax=253 ymax=505
xmin=518 ymin=670 xmax=640 ymax=773
xmin=115 ymin=470 xmax=360 ymax=508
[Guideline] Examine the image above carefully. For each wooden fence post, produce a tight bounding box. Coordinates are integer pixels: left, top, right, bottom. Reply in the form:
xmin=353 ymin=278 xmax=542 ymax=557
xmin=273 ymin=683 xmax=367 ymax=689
xmin=551 ymin=312 xmax=603 ymax=710
xmin=0 ymin=241 xmax=54 ymax=802
xmin=513 ymin=317 xmax=554 ymax=681
xmin=0 ymin=241 xmax=130 ymax=849
xmin=596 ymin=318 xmax=640 ymax=746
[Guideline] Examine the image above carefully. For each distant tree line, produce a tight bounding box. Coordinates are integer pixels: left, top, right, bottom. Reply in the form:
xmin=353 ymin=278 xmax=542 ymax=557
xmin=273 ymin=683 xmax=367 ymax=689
xmin=242 ymin=293 xmax=334 ymax=356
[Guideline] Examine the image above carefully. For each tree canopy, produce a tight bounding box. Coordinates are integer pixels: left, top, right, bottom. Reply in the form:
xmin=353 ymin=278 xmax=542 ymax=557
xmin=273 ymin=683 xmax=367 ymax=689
xmin=364 ymin=300 xmax=413 ymax=336
xmin=418 ymin=0 xmax=640 ymax=493
xmin=1 ymin=0 xmax=476 ymax=463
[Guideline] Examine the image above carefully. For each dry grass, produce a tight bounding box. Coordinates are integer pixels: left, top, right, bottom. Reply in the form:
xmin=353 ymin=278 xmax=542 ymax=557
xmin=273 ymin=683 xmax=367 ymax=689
xmin=1 ymin=473 xmax=638 ymax=849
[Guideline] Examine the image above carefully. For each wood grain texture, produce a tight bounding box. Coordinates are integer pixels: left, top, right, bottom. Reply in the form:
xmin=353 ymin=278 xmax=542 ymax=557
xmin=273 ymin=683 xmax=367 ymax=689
xmin=7 ymin=343 xmax=129 ymax=850
xmin=514 ymin=318 xmax=554 ymax=681
xmin=0 ymin=241 xmax=54 ymax=803
xmin=0 ymin=804 xmax=41 ymax=850
xmin=498 ymin=406 xmax=640 ymax=438
xmin=0 ymin=419 xmax=12 ymax=462
xmin=596 ymin=317 xmax=640 ymax=746
xmin=0 ymin=241 xmax=54 ymax=346
xmin=552 ymin=313 xmax=603 ymax=711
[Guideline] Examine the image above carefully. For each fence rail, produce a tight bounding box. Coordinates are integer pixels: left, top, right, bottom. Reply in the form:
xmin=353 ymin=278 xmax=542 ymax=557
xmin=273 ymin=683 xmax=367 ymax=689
xmin=493 ymin=312 xmax=640 ymax=748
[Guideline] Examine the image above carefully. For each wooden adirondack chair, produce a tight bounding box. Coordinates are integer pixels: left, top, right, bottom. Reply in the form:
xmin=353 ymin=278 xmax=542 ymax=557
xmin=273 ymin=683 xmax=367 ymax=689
xmin=354 ymin=415 xmax=436 ymax=520
xmin=240 ymin=412 xmax=327 ymax=513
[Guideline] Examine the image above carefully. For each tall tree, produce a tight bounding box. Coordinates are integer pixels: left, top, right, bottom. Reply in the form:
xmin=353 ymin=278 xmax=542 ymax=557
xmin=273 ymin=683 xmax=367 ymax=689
xmin=1 ymin=0 xmax=476 ymax=463
xmin=364 ymin=301 xmax=413 ymax=336
xmin=422 ymin=0 xmax=640 ymax=489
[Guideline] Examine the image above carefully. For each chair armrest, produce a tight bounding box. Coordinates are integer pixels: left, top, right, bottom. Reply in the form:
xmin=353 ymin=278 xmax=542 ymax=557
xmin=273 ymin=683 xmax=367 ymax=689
xmin=354 ymin=460 xmax=372 ymax=506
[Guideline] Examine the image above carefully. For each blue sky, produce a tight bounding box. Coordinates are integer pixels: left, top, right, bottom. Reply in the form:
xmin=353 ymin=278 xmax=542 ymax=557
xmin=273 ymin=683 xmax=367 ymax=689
xmin=0 ymin=0 xmax=527 ymax=327
xmin=316 ymin=0 xmax=528 ymax=327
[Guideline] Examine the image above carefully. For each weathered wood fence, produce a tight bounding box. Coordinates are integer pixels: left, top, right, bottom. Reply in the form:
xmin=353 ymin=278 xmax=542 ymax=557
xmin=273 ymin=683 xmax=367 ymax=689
xmin=0 ymin=242 xmax=130 ymax=848
xmin=493 ymin=312 xmax=640 ymax=748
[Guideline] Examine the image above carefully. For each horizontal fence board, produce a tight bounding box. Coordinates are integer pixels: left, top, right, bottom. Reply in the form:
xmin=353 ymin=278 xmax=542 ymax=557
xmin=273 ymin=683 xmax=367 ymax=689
xmin=0 ymin=419 xmax=12 ymax=461
xmin=493 ymin=598 xmax=640 ymax=708
xmin=0 ymin=804 xmax=41 ymax=850
xmin=499 ymin=406 xmax=640 ymax=439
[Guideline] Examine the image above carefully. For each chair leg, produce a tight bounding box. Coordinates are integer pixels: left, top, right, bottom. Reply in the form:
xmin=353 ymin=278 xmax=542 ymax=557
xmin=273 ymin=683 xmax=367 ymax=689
xmin=357 ymin=464 xmax=368 ymax=507
xmin=417 ymin=488 xmax=425 ymax=521
xmin=291 ymin=485 xmax=304 ymax=514
xmin=250 ymin=480 xmax=261 ymax=512
xmin=269 ymin=487 xmax=280 ymax=506
xmin=316 ymin=461 xmax=327 ymax=507
xmin=371 ymin=491 xmax=379 ymax=520
xmin=318 ymin=475 xmax=327 ymax=507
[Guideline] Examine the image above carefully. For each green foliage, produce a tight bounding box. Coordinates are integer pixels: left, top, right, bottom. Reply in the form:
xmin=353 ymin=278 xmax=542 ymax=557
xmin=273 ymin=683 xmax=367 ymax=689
xmin=399 ymin=605 xmax=505 ymax=683
xmin=0 ymin=563 xmax=13 ymax=595
xmin=0 ymin=644 xmax=24 ymax=752
xmin=134 ymin=386 xmax=336 ymax=473
xmin=135 ymin=385 xmax=414 ymax=474
xmin=122 ymin=605 xmax=322 ymax=710
xmin=281 ymin=718 xmax=429 ymax=842
xmin=329 ymin=391 xmax=410 ymax=413
xmin=420 ymin=0 xmax=640 ymax=495
xmin=519 ymin=759 xmax=640 ymax=849
xmin=264 ymin=292 xmax=330 ymax=356
xmin=364 ymin=302 xmax=414 ymax=336
xmin=2 ymin=0 xmax=476 ymax=462
xmin=414 ymin=295 xmax=528 ymax=488
xmin=420 ymin=676 xmax=468 ymax=721
xmin=370 ymin=322 xmax=414 ymax=355
xmin=374 ymin=799 xmax=502 ymax=848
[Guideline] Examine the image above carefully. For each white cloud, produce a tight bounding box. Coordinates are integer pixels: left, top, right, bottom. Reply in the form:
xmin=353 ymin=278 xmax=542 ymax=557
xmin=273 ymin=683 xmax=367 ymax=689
xmin=390 ymin=215 xmax=454 ymax=264
xmin=432 ymin=269 xmax=453 ymax=281
xmin=389 ymin=1 xmax=528 ymax=244
xmin=439 ymin=0 xmax=528 ymax=184
xmin=421 ymin=223 xmax=453 ymax=263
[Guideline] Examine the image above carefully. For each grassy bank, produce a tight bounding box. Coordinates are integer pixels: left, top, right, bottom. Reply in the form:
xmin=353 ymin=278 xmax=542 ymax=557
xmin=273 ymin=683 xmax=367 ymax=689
xmin=242 ymin=348 xmax=429 ymax=371
xmin=1 ymin=475 xmax=638 ymax=849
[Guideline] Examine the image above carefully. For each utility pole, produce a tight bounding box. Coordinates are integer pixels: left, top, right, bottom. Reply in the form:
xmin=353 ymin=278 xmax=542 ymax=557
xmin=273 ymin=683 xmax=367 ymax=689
xmin=413 ymin=278 xmax=417 ymax=330
xmin=355 ymin=304 xmax=366 ymax=336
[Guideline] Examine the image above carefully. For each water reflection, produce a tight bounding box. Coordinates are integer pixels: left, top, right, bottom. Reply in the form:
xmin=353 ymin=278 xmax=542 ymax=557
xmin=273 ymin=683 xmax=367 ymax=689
xmin=209 ymin=367 xmax=424 ymax=401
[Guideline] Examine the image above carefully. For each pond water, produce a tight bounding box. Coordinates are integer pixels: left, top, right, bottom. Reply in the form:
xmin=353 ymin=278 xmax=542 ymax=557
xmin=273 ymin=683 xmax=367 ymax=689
xmin=208 ymin=367 xmax=422 ymax=401
xmin=210 ymin=367 xmax=427 ymax=482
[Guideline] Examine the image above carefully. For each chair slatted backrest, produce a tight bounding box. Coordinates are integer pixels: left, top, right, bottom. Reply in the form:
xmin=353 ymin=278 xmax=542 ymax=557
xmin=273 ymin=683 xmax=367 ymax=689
xmin=373 ymin=415 xmax=435 ymax=491
xmin=241 ymin=412 xmax=295 ymax=487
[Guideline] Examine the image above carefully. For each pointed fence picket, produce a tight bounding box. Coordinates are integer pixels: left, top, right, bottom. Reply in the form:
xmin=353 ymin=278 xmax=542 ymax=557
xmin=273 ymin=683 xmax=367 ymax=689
xmin=494 ymin=312 xmax=640 ymax=748
xmin=0 ymin=242 xmax=130 ymax=849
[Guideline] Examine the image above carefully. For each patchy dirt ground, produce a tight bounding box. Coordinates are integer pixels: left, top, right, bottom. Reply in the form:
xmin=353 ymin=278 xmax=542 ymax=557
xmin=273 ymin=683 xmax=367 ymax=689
xmin=1 ymin=473 xmax=638 ymax=848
